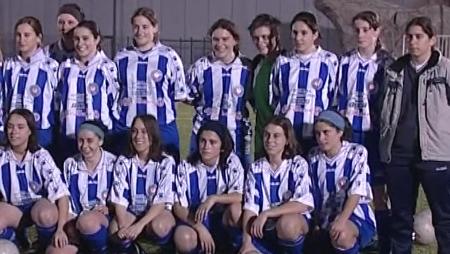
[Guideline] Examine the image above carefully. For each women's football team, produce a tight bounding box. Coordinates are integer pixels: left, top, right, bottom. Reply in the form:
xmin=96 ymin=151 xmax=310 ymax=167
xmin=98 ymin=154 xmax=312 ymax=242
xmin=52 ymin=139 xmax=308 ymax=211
xmin=0 ymin=3 xmax=447 ymax=254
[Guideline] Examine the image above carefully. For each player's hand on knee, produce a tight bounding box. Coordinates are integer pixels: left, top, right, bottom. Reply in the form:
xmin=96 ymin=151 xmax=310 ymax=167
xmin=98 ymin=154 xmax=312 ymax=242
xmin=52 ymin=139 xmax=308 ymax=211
xmin=330 ymin=215 xmax=347 ymax=241
xmin=251 ymin=212 xmax=268 ymax=239
xmin=196 ymin=224 xmax=215 ymax=254
xmin=53 ymin=229 xmax=69 ymax=248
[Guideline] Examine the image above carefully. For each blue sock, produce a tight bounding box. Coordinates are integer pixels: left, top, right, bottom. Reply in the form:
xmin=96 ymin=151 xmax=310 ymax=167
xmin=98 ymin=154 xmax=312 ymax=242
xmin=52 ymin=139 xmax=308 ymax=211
xmin=375 ymin=210 xmax=391 ymax=254
xmin=334 ymin=242 xmax=360 ymax=254
xmin=36 ymin=224 xmax=56 ymax=248
xmin=0 ymin=227 xmax=16 ymax=241
xmin=81 ymin=225 xmax=108 ymax=253
xmin=115 ymin=239 xmax=134 ymax=253
xmin=278 ymin=235 xmax=305 ymax=254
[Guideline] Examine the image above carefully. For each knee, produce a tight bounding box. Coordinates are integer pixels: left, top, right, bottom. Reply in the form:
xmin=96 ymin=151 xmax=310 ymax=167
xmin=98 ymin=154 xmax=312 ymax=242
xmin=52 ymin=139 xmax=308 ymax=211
xmin=174 ymin=226 xmax=198 ymax=253
xmin=331 ymin=230 xmax=357 ymax=250
xmin=276 ymin=215 xmax=305 ymax=241
xmin=148 ymin=215 xmax=175 ymax=237
xmin=46 ymin=246 xmax=77 ymax=254
xmin=76 ymin=212 xmax=104 ymax=234
xmin=31 ymin=202 xmax=58 ymax=227
xmin=223 ymin=203 xmax=242 ymax=227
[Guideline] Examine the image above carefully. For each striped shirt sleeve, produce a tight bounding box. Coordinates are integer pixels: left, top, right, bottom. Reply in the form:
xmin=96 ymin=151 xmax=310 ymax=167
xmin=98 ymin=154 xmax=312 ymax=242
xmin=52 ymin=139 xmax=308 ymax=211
xmin=110 ymin=156 xmax=130 ymax=208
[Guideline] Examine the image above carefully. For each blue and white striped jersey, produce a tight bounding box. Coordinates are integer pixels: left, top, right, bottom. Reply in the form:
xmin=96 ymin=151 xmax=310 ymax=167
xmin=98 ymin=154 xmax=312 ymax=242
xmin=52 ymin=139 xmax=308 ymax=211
xmin=188 ymin=55 xmax=252 ymax=152
xmin=115 ymin=43 xmax=187 ymax=127
xmin=110 ymin=154 xmax=175 ymax=216
xmin=63 ymin=150 xmax=116 ymax=216
xmin=243 ymin=155 xmax=314 ymax=216
xmin=337 ymin=49 xmax=392 ymax=133
xmin=308 ymin=141 xmax=375 ymax=229
xmin=58 ymin=52 xmax=120 ymax=137
xmin=175 ymin=152 xmax=244 ymax=209
xmin=271 ymin=47 xmax=338 ymax=138
xmin=2 ymin=49 xmax=59 ymax=130
xmin=0 ymin=147 xmax=69 ymax=206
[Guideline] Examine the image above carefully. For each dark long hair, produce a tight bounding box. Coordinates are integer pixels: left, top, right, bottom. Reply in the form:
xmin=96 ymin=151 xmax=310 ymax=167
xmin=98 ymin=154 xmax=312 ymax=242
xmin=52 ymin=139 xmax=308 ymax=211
xmin=208 ymin=18 xmax=240 ymax=55
xmin=5 ymin=108 xmax=40 ymax=152
xmin=74 ymin=20 xmax=102 ymax=50
xmin=187 ymin=121 xmax=234 ymax=170
xmin=248 ymin=14 xmax=281 ymax=57
xmin=352 ymin=10 xmax=382 ymax=51
xmin=126 ymin=115 xmax=163 ymax=162
xmin=263 ymin=116 xmax=301 ymax=160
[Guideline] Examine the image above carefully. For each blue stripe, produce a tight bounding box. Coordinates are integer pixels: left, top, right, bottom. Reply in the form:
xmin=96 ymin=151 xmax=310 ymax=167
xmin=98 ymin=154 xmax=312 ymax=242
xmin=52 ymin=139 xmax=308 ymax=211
xmin=33 ymin=69 xmax=47 ymax=128
xmin=16 ymin=68 xmax=30 ymax=108
xmin=156 ymin=56 xmax=168 ymax=123
xmin=122 ymin=166 xmax=132 ymax=201
xmin=310 ymin=161 xmax=322 ymax=211
xmin=269 ymin=175 xmax=281 ymax=204
xmin=254 ymin=172 xmax=263 ymax=213
xmin=106 ymin=170 xmax=113 ymax=191
xmin=136 ymin=167 xmax=146 ymax=195
xmin=87 ymin=175 xmax=98 ymax=203
xmin=75 ymin=71 xmax=87 ymax=134
xmin=338 ymin=63 xmax=349 ymax=110
xmin=206 ymin=171 xmax=217 ymax=196
xmin=352 ymin=63 xmax=368 ymax=133
xmin=288 ymin=170 xmax=295 ymax=193
xmin=188 ymin=171 xmax=200 ymax=209
xmin=4 ymin=68 xmax=12 ymax=109
xmin=92 ymin=69 xmax=105 ymax=121
xmin=202 ymin=68 xmax=213 ymax=122
xmin=279 ymin=64 xmax=290 ymax=112
xmin=32 ymin=164 xmax=43 ymax=195
xmin=117 ymin=57 xmax=129 ymax=125
xmin=1 ymin=164 xmax=11 ymax=203
xmin=60 ymin=68 xmax=71 ymax=135
xmin=219 ymin=68 xmax=231 ymax=125
xmin=325 ymin=163 xmax=336 ymax=194
xmin=343 ymin=158 xmax=353 ymax=180
xmin=316 ymin=62 xmax=328 ymax=110
xmin=16 ymin=166 xmax=28 ymax=192
xmin=69 ymin=174 xmax=82 ymax=214
xmin=136 ymin=59 xmax=147 ymax=116
xmin=361 ymin=203 xmax=375 ymax=228
xmin=294 ymin=62 xmax=309 ymax=134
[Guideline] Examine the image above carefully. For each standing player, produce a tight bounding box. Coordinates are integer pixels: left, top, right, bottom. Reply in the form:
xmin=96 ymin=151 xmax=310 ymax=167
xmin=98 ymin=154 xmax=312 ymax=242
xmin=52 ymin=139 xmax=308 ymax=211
xmin=336 ymin=11 xmax=393 ymax=253
xmin=309 ymin=110 xmax=375 ymax=254
xmin=173 ymin=121 xmax=244 ymax=254
xmin=187 ymin=18 xmax=252 ymax=169
xmin=271 ymin=12 xmax=338 ymax=155
xmin=240 ymin=116 xmax=314 ymax=254
xmin=46 ymin=120 xmax=116 ymax=254
xmin=58 ymin=20 xmax=120 ymax=160
xmin=380 ymin=17 xmax=450 ymax=254
xmin=247 ymin=14 xmax=283 ymax=160
xmin=2 ymin=16 xmax=59 ymax=149
xmin=115 ymin=7 xmax=186 ymax=160
xmin=0 ymin=109 xmax=70 ymax=251
xmin=45 ymin=3 xmax=84 ymax=63
xmin=110 ymin=115 xmax=176 ymax=253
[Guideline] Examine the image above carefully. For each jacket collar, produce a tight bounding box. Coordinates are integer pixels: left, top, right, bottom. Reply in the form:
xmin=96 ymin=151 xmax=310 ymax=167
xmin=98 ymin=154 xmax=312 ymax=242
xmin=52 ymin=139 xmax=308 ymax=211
xmin=389 ymin=50 xmax=440 ymax=73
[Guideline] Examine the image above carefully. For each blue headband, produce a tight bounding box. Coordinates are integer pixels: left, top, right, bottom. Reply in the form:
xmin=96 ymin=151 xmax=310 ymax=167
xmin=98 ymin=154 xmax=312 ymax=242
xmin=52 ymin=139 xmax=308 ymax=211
xmin=316 ymin=110 xmax=346 ymax=130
